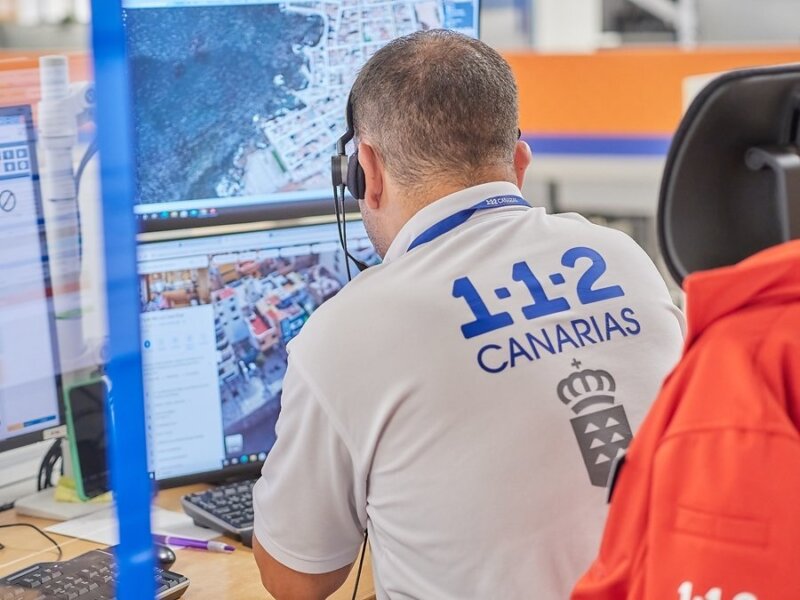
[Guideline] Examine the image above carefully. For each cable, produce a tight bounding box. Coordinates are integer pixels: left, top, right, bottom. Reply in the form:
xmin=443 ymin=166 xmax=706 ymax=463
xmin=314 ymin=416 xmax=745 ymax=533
xmin=74 ymin=137 xmax=97 ymax=199
xmin=332 ymin=183 xmax=353 ymax=281
xmin=335 ymin=184 xmax=352 ymax=281
xmin=0 ymin=524 xmax=63 ymax=560
xmin=351 ymin=530 xmax=368 ymax=600
xmin=37 ymin=439 xmax=61 ymax=491
xmin=333 ymin=183 xmax=371 ymax=277
xmin=47 ymin=443 xmax=64 ymax=487
xmin=73 ymin=136 xmax=98 ymax=265
xmin=341 ymin=194 xmax=353 ymax=278
xmin=37 ymin=439 xmax=62 ymax=491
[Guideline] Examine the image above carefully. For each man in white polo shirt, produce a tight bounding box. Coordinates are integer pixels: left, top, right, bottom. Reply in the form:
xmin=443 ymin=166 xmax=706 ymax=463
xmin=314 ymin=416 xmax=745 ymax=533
xmin=253 ymin=30 xmax=685 ymax=599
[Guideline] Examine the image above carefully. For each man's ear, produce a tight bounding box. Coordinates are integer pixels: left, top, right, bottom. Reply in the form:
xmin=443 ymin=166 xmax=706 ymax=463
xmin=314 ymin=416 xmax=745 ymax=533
xmin=514 ymin=140 xmax=532 ymax=189
xmin=357 ymin=142 xmax=384 ymax=210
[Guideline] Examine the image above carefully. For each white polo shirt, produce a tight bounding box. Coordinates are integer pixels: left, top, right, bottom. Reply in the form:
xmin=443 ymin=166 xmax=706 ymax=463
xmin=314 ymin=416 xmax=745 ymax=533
xmin=253 ymin=181 xmax=684 ymax=599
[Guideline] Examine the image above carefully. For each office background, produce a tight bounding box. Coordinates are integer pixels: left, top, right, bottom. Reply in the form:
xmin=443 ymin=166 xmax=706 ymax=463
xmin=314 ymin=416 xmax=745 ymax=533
xmin=0 ymin=1 xmax=798 ymax=597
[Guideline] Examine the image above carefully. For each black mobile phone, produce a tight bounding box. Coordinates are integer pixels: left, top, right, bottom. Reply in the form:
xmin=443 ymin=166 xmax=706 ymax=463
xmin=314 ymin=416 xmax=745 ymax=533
xmin=65 ymin=378 xmax=110 ymax=500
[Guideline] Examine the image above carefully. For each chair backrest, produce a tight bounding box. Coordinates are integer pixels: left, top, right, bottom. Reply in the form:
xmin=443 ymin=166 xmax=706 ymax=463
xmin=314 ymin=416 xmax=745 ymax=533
xmin=658 ymin=64 xmax=800 ymax=286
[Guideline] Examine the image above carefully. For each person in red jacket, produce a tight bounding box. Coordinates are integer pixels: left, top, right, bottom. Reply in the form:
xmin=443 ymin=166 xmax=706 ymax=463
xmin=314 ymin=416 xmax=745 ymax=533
xmin=572 ymin=241 xmax=800 ymax=600
xmin=573 ymin=65 xmax=800 ymax=600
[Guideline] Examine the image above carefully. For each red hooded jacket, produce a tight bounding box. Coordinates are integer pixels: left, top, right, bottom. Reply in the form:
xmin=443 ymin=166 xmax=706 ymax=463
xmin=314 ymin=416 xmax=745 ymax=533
xmin=572 ymin=240 xmax=800 ymax=600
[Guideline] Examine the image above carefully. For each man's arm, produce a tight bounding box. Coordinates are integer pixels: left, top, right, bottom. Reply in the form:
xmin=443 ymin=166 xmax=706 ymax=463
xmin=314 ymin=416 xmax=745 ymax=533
xmin=251 ymin=360 xmax=367 ymax=598
xmin=253 ymin=536 xmax=353 ymax=600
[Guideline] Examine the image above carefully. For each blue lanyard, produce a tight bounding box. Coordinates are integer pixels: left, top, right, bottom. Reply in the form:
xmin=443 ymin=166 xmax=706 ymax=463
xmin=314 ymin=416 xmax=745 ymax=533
xmin=407 ymin=194 xmax=530 ymax=252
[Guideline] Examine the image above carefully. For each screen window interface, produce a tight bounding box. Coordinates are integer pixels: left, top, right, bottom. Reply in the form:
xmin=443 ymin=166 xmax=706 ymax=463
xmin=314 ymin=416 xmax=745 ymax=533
xmin=138 ymin=222 xmax=377 ymax=480
xmin=122 ymin=0 xmax=479 ymax=218
xmin=0 ymin=110 xmax=61 ymax=446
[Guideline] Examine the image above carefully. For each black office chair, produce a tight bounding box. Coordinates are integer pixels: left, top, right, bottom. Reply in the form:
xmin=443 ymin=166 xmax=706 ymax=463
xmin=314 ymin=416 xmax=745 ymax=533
xmin=658 ymin=64 xmax=800 ymax=285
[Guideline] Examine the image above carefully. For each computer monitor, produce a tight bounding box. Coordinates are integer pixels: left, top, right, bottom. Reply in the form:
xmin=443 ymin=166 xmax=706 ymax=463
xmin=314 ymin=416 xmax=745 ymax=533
xmin=0 ymin=105 xmax=64 ymax=452
xmin=138 ymin=219 xmax=377 ymax=485
xmin=122 ymin=0 xmax=481 ymax=232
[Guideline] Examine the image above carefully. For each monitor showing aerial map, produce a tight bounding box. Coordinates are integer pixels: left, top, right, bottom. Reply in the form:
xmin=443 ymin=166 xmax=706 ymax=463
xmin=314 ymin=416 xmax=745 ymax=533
xmin=123 ymin=0 xmax=480 ymax=229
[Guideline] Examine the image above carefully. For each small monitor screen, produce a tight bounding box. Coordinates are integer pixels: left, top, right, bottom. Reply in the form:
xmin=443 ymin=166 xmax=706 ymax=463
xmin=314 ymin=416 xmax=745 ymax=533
xmin=122 ymin=0 xmax=481 ymax=228
xmin=138 ymin=220 xmax=377 ymax=483
xmin=0 ymin=106 xmax=63 ymax=451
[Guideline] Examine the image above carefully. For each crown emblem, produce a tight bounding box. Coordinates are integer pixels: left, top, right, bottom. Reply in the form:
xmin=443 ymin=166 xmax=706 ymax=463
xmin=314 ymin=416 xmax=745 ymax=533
xmin=557 ymin=362 xmax=632 ymax=488
xmin=557 ymin=368 xmax=616 ymax=414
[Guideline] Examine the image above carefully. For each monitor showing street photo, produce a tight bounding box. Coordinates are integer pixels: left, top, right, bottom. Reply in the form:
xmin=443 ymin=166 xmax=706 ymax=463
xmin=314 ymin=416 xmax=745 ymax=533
xmin=137 ymin=220 xmax=378 ymax=482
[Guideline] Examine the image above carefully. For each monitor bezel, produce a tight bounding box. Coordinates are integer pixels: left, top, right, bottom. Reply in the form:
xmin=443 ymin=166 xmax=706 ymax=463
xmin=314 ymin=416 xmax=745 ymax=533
xmin=141 ymin=213 xmax=366 ymax=489
xmin=139 ymin=197 xmax=352 ymax=235
xmin=0 ymin=105 xmax=66 ymax=454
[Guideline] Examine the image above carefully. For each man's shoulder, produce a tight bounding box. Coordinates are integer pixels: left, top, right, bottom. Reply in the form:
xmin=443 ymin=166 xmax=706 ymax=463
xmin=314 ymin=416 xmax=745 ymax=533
xmin=288 ymin=262 xmax=401 ymax=358
xmin=543 ymin=211 xmax=642 ymax=246
xmin=543 ymin=211 xmax=662 ymax=270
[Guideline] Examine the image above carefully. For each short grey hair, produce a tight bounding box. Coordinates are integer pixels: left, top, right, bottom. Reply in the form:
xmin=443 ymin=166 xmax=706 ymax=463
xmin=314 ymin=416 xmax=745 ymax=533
xmin=350 ymin=30 xmax=519 ymax=194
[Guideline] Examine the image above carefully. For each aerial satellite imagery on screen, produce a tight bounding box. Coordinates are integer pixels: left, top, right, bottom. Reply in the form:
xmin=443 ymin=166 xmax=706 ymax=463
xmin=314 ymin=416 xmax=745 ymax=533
xmin=125 ymin=0 xmax=477 ymax=207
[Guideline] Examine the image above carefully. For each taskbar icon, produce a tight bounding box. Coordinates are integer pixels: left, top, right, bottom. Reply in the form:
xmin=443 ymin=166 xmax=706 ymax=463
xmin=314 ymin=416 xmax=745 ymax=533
xmin=137 ymin=207 xmax=218 ymax=221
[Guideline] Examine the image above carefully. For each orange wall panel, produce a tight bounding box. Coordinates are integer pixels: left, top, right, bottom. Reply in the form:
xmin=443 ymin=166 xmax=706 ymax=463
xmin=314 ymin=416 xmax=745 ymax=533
xmin=505 ymin=47 xmax=800 ymax=136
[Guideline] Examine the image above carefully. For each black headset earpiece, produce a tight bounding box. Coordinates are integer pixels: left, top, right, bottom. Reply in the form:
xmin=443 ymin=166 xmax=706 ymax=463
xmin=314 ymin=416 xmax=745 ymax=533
xmin=347 ymin=150 xmax=366 ymax=201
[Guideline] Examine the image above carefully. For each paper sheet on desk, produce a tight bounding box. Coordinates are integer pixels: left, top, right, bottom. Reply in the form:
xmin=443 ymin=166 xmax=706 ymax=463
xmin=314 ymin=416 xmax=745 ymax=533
xmin=45 ymin=506 xmax=219 ymax=546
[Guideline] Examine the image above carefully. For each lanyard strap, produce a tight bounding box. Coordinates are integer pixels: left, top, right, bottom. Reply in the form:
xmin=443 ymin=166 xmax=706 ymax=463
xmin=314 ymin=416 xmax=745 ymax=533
xmin=407 ymin=195 xmax=531 ymax=252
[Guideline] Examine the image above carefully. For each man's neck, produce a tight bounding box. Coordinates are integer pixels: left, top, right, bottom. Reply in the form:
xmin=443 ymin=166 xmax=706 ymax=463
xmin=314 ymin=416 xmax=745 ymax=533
xmin=380 ymin=177 xmax=525 ymax=261
xmin=399 ymin=172 xmax=517 ymax=220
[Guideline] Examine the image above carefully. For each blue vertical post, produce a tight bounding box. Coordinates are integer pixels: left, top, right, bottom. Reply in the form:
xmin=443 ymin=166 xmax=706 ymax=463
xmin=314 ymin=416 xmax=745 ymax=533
xmin=90 ymin=2 xmax=156 ymax=599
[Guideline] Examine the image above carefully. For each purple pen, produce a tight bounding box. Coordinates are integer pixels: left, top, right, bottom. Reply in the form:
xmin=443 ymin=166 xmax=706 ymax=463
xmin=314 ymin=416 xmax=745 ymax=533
xmin=153 ymin=534 xmax=235 ymax=553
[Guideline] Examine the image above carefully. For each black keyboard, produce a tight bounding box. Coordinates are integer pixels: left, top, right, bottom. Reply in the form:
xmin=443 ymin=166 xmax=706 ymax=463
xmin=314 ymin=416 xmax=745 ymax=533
xmin=181 ymin=478 xmax=256 ymax=548
xmin=0 ymin=549 xmax=189 ymax=600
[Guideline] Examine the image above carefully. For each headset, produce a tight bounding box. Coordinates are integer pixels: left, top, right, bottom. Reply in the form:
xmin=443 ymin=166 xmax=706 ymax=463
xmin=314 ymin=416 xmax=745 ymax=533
xmin=331 ymin=92 xmax=369 ymax=280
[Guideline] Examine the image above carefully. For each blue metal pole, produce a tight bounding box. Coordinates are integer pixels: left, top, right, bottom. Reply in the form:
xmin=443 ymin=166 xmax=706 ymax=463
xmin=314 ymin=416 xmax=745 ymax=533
xmin=89 ymin=2 xmax=155 ymax=599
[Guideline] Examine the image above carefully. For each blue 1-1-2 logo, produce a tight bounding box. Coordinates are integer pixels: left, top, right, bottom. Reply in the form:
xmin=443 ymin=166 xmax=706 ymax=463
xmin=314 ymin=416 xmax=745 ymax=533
xmin=452 ymin=247 xmax=625 ymax=339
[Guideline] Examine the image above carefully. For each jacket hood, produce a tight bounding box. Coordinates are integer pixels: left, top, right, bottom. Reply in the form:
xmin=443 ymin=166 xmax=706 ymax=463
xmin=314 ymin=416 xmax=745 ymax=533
xmin=683 ymin=240 xmax=800 ymax=347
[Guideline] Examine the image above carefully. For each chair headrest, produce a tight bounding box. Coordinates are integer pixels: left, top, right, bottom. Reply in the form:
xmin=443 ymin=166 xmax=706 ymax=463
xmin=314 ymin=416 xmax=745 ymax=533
xmin=658 ymin=64 xmax=800 ymax=286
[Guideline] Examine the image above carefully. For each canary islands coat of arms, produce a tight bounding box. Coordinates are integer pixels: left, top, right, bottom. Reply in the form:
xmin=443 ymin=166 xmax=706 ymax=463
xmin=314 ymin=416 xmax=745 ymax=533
xmin=557 ymin=362 xmax=633 ymax=487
